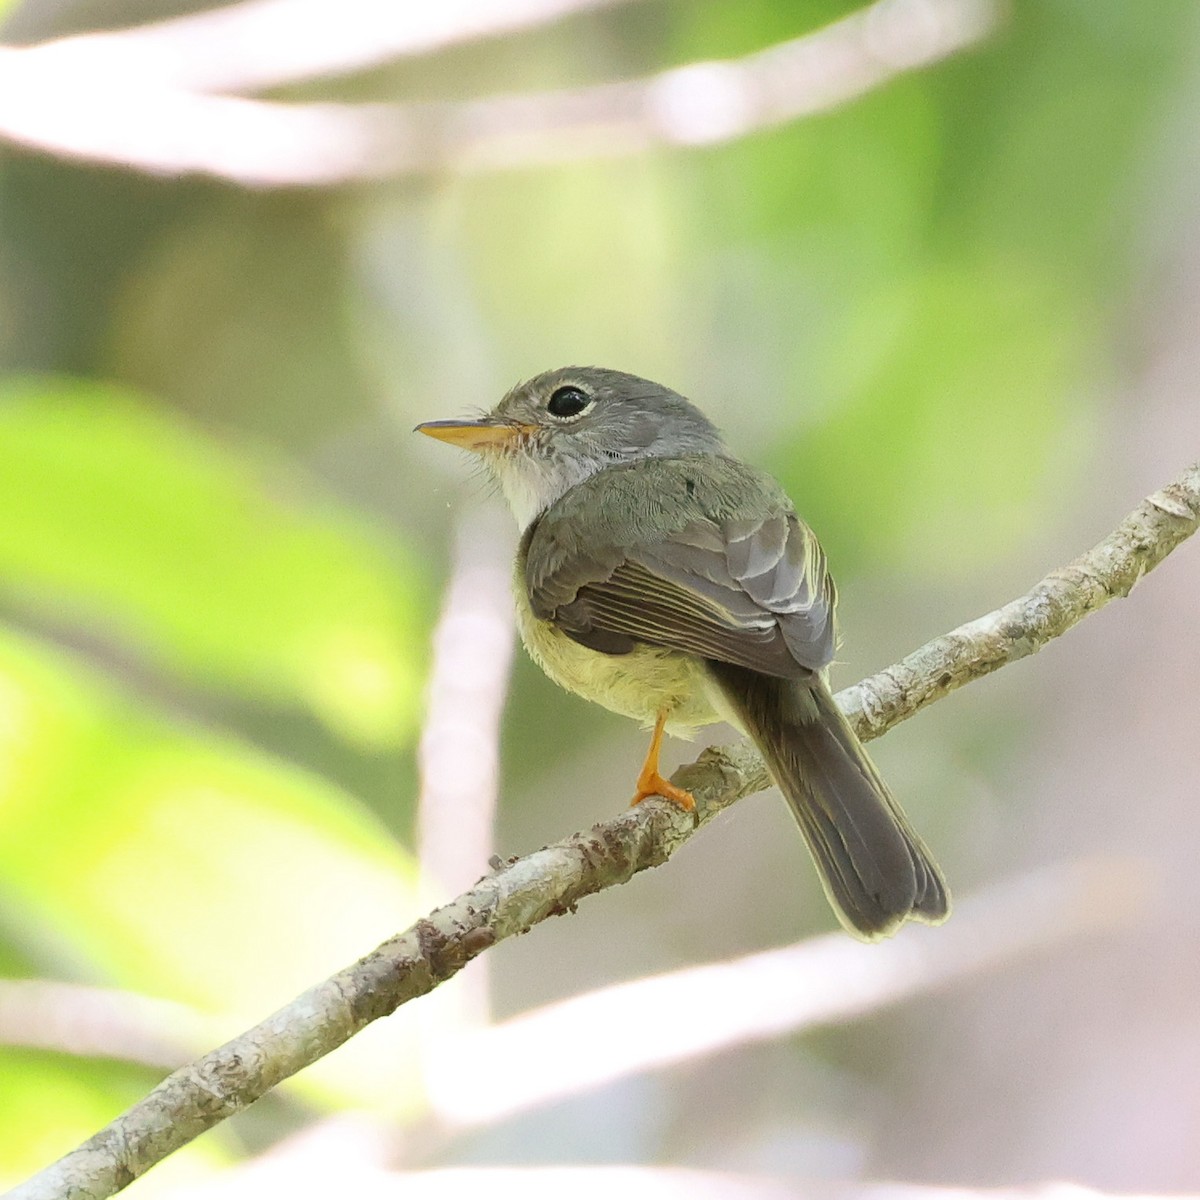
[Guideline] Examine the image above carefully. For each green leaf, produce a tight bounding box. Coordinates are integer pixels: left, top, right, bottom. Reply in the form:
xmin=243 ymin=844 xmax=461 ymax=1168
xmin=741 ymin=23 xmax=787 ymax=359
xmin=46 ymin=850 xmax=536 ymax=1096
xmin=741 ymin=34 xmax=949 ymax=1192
xmin=778 ymin=256 xmax=1093 ymax=573
xmin=0 ymin=627 xmax=419 ymax=1013
xmin=0 ymin=378 xmax=427 ymax=747
xmin=0 ymin=624 xmax=428 ymax=1115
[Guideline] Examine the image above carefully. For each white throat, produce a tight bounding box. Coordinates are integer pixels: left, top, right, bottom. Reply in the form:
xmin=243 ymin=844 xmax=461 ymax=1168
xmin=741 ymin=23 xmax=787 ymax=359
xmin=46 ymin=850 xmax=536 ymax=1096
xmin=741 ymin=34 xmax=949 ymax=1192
xmin=498 ymin=470 xmax=554 ymax=530
xmin=491 ymin=447 xmax=603 ymax=530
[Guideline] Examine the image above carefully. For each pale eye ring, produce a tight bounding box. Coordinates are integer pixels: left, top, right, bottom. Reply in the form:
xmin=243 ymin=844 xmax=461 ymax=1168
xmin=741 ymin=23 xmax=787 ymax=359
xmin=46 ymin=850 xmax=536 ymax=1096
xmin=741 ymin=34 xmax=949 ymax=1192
xmin=547 ymin=385 xmax=591 ymax=420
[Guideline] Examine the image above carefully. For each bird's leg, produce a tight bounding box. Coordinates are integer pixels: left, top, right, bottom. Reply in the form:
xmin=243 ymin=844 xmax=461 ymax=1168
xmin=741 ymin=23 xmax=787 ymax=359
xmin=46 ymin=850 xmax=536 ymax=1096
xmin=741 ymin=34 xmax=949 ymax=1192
xmin=630 ymin=709 xmax=695 ymax=811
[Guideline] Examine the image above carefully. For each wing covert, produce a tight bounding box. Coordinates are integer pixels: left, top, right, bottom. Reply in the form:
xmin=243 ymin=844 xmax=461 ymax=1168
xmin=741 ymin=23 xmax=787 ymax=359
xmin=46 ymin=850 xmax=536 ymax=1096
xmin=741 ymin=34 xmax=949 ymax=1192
xmin=525 ymin=467 xmax=837 ymax=679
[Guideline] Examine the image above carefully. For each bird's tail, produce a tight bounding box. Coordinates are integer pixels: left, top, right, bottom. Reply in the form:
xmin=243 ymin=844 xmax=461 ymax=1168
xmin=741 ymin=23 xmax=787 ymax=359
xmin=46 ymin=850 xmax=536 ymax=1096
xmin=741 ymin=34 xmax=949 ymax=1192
xmin=707 ymin=661 xmax=949 ymax=940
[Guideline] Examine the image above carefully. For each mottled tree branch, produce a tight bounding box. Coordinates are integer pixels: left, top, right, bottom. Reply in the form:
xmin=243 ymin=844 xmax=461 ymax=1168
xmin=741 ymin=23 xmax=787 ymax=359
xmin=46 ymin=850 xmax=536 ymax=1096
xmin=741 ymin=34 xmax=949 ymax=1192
xmin=836 ymin=462 xmax=1200 ymax=739
xmin=13 ymin=460 xmax=1199 ymax=1200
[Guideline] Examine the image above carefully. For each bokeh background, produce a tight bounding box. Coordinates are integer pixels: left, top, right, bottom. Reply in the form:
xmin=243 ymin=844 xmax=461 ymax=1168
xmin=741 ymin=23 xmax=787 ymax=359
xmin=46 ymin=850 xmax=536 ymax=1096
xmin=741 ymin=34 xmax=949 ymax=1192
xmin=2 ymin=0 xmax=1199 ymax=1195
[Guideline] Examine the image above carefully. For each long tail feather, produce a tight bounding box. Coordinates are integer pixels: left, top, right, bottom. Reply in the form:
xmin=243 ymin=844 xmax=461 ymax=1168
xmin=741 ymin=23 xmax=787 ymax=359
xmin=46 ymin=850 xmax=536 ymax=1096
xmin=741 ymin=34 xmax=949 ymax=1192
xmin=706 ymin=661 xmax=950 ymax=940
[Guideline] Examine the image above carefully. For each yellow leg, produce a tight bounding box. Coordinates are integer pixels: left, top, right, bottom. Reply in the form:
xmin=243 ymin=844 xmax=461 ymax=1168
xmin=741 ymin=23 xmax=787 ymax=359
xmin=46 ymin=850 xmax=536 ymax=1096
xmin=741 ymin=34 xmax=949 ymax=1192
xmin=630 ymin=709 xmax=695 ymax=811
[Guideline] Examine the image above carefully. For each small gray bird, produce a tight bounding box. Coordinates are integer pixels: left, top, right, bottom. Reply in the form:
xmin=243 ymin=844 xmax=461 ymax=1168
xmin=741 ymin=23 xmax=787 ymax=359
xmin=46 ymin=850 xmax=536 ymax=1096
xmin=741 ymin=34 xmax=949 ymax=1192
xmin=417 ymin=367 xmax=949 ymax=940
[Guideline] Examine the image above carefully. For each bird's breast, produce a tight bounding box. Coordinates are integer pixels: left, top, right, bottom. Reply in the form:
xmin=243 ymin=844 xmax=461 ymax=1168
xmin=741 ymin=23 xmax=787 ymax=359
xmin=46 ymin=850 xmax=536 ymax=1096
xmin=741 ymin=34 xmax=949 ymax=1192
xmin=513 ymin=581 xmax=721 ymax=735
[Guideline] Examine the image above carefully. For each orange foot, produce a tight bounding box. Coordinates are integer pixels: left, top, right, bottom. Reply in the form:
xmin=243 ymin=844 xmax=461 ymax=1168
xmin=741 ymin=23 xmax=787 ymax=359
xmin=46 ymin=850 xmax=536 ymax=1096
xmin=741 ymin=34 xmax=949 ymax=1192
xmin=630 ymin=770 xmax=696 ymax=812
xmin=629 ymin=708 xmax=695 ymax=811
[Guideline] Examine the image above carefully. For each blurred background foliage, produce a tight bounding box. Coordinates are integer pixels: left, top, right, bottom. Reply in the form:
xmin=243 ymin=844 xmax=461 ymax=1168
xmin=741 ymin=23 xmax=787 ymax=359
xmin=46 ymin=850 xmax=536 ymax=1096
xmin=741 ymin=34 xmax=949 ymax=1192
xmin=2 ymin=0 xmax=1200 ymax=1195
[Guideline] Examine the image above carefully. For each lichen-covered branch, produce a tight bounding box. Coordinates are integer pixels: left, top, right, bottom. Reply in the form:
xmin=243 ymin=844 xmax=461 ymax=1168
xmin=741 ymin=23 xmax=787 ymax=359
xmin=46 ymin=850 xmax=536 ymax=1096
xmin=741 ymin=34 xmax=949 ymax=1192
xmin=12 ymin=460 xmax=1199 ymax=1200
xmin=837 ymin=462 xmax=1200 ymax=740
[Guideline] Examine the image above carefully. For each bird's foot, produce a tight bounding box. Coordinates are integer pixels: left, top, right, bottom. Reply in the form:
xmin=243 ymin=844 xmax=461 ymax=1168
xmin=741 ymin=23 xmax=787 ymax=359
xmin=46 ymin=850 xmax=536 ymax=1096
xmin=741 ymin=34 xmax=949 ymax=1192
xmin=630 ymin=707 xmax=695 ymax=810
xmin=630 ymin=769 xmax=695 ymax=812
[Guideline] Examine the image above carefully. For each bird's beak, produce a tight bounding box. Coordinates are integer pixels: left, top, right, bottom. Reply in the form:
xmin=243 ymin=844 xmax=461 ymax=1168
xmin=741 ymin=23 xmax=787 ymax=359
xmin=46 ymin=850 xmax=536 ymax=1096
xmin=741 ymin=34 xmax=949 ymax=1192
xmin=414 ymin=419 xmax=534 ymax=453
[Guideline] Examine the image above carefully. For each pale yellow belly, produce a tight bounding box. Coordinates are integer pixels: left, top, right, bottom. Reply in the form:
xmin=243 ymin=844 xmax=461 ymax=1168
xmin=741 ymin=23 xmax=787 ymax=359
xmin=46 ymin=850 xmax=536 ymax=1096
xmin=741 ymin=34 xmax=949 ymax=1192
xmin=515 ymin=591 xmax=723 ymax=737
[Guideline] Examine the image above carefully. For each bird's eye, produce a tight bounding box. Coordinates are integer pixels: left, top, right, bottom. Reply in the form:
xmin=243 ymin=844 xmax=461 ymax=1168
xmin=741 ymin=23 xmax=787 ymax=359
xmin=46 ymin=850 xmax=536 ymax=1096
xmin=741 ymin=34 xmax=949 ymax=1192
xmin=547 ymin=386 xmax=591 ymax=420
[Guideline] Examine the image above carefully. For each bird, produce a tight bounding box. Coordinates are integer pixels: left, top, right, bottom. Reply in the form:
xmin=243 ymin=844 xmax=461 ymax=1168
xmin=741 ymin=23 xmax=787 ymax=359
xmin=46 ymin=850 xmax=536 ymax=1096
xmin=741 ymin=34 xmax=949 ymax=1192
xmin=416 ymin=366 xmax=949 ymax=940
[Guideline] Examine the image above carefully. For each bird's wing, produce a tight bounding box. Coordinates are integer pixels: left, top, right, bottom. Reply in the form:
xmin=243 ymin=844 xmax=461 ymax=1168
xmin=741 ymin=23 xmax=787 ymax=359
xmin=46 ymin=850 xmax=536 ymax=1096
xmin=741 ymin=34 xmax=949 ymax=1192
xmin=524 ymin=457 xmax=837 ymax=678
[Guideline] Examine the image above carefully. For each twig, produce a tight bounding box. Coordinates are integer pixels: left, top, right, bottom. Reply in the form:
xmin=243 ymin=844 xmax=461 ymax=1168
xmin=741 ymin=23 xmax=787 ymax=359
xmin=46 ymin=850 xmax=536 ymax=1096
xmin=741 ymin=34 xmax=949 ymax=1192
xmin=837 ymin=462 xmax=1200 ymax=740
xmin=0 ymin=0 xmax=1000 ymax=187
xmin=12 ymin=460 xmax=1199 ymax=1200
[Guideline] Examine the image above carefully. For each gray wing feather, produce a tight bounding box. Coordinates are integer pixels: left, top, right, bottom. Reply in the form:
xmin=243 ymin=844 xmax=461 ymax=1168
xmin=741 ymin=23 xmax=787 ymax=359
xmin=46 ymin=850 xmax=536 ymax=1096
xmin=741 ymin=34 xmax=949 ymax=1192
xmin=525 ymin=457 xmax=837 ymax=679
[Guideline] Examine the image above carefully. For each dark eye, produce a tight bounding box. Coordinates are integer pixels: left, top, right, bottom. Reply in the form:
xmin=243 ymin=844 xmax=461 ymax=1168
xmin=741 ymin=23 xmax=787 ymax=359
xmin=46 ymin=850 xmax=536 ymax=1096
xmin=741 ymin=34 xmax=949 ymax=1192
xmin=547 ymin=385 xmax=591 ymax=419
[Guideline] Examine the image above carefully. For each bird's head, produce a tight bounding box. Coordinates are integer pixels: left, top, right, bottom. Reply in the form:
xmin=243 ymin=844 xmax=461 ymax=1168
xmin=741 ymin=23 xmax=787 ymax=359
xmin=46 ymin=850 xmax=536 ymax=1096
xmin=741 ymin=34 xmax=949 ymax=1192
xmin=416 ymin=366 xmax=725 ymax=527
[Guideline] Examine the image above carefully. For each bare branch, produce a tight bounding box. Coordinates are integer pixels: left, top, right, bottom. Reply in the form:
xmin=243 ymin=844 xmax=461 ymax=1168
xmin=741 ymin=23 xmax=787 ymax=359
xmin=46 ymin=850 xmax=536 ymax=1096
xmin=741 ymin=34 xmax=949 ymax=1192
xmin=0 ymin=0 xmax=1000 ymax=187
xmin=838 ymin=462 xmax=1200 ymax=741
xmin=416 ymin=507 xmax=514 ymax=903
xmin=0 ymin=981 xmax=207 ymax=1070
xmin=416 ymin=506 xmax=515 ymax=1036
xmin=17 ymin=0 xmax=641 ymax=93
xmin=0 ymin=856 xmax=1145 ymax=1113
xmin=12 ymin=460 xmax=1199 ymax=1200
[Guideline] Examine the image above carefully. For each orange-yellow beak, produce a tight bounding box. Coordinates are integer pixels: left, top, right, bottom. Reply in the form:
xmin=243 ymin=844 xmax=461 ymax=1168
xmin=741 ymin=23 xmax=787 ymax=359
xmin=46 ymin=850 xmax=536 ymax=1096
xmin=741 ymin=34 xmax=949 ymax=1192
xmin=415 ymin=419 xmax=534 ymax=453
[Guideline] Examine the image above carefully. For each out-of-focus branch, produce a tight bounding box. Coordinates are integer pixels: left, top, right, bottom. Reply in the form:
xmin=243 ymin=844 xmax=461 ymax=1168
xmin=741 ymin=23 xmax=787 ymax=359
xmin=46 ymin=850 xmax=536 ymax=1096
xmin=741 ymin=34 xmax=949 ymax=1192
xmin=12 ymin=460 xmax=1198 ymax=1200
xmin=0 ymin=856 xmax=1145 ymax=1112
xmin=416 ymin=506 xmax=515 ymax=1035
xmin=14 ymin=0 xmax=640 ymax=93
xmin=424 ymin=857 xmax=1149 ymax=1125
xmin=116 ymin=1144 xmax=1200 ymax=1200
xmin=0 ymin=0 xmax=1001 ymax=187
xmin=151 ymin=1159 xmax=1200 ymax=1200
xmin=0 ymin=980 xmax=209 ymax=1070
xmin=416 ymin=507 xmax=514 ymax=904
